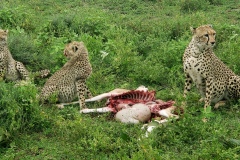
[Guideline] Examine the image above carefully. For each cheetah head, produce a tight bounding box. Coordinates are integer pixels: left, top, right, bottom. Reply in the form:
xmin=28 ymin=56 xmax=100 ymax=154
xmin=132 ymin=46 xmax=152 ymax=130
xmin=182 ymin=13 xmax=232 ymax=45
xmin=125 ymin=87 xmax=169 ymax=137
xmin=0 ymin=29 xmax=8 ymax=43
xmin=64 ymin=41 xmax=88 ymax=59
xmin=191 ymin=24 xmax=216 ymax=51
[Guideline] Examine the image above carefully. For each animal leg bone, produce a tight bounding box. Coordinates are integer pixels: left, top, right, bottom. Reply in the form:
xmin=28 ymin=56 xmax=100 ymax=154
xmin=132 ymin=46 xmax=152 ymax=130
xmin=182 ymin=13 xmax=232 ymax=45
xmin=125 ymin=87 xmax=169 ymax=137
xmin=158 ymin=106 xmax=179 ymax=119
xmin=55 ymin=85 xmax=148 ymax=108
xmin=56 ymin=101 xmax=79 ymax=109
xmin=80 ymin=107 xmax=113 ymax=113
xmin=85 ymin=85 xmax=148 ymax=102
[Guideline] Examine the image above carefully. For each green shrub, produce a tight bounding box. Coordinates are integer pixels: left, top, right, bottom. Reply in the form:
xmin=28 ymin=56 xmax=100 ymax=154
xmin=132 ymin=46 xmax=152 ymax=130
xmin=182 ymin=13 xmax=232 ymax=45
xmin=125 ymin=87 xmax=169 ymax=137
xmin=0 ymin=82 xmax=52 ymax=146
xmin=180 ymin=0 xmax=210 ymax=13
xmin=208 ymin=0 xmax=225 ymax=5
xmin=44 ymin=15 xmax=76 ymax=38
xmin=0 ymin=6 xmax=35 ymax=31
xmin=8 ymin=31 xmax=49 ymax=71
xmin=215 ymin=24 xmax=240 ymax=44
xmin=77 ymin=16 xmax=111 ymax=36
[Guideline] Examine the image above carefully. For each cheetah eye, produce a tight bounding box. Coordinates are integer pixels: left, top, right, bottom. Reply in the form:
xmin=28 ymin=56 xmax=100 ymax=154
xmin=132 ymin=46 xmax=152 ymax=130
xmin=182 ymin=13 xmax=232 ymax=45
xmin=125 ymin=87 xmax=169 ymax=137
xmin=204 ymin=34 xmax=209 ymax=37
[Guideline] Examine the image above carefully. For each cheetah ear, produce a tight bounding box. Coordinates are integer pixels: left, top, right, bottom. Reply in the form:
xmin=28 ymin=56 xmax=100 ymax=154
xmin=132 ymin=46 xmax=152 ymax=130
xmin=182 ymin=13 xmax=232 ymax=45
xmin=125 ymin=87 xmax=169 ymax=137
xmin=4 ymin=30 xmax=8 ymax=34
xmin=190 ymin=27 xmax=196 ymax=34
xmin=72 ymin=46 xmax=78 ymax=52
xmin=208 ymin=24 xmax=213 ymax=28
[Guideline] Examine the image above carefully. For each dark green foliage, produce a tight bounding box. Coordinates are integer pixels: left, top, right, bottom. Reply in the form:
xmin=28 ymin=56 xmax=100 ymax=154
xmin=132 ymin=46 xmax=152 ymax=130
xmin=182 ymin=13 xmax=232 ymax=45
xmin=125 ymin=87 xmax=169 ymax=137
xmin=0 ymin=6 xmax=35 ymax=32
xmin=180 ymin=0 xmax=226 ymax=13
xmin=8 ymin=32 xmax=51 ymax=71
xmin=0 ymin=82 xmax=52 ymax=146
xmin=208 ymin=0 xmax=226 ymax=5
xmin=180 ymin=0 xmax=210 ymax=13
xmin=216 ymin=24 xmax=240 ymax=44
xmin=214 ymin=24 xmax=240 ymax=74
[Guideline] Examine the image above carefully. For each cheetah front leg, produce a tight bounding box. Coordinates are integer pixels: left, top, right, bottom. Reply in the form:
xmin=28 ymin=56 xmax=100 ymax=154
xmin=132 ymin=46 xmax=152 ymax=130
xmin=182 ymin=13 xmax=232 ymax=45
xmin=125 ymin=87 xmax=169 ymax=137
xmin=76 ymin=79 xmax=89 ymax=110
xmin=183 ymin=74 xmax=193 ymax=107
xmin=183 ymin=74 xmax=192 ymax=98
xmin=197 ymin=81 xmax=206 ymax=103
xmin=204 ymin=77 xmax=214 ymax=111
xmin=0 ymin=68 xmax=5 ymax=80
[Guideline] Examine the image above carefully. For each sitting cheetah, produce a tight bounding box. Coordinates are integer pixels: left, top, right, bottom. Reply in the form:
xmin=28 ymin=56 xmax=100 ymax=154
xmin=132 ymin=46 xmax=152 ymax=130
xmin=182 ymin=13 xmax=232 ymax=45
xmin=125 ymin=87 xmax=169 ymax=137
xmin=0 ymin=29 xmax=49 ymax=82
xmin=40 ymin=41 xmax=92 ymax=110
xmin=183 ymin=24 xmax=240 ymax=110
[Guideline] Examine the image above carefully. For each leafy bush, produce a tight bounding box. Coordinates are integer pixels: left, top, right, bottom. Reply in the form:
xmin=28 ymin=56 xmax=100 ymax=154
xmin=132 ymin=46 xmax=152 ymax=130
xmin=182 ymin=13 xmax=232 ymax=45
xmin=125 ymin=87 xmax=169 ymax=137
xmin=215 ymin=24 xmax=240 ymax=44
xmin=198 ymin=24 xmax=240 ymax=75
xmin=208 ymin=0 xmax=225 ymax=5
xmin=8 ymin=31 xmax=49 ymax=71
xmin=180 ymin=0 xmax=210 ymax=13
xmin=180 ymin=0 xmax=225 ymax=13
xmin=0 ymin=6 xmax=35 ymax=31
xmin=0 ymin=82 xmax=52 ymax=146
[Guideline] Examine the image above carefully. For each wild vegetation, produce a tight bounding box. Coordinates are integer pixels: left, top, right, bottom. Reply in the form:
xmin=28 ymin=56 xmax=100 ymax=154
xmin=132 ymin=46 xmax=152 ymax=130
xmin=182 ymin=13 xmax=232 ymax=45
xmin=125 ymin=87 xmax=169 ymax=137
xmin=0 ymin=0 xmax=239 ymax=159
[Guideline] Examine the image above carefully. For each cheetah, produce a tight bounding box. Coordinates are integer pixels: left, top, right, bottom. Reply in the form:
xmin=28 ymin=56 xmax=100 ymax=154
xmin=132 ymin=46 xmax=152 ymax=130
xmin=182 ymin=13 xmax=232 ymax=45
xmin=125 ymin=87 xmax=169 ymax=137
xmin=40 ymin=41 xmax=92 ymax=110
xmin=183 ymin=24 xmax=240 ymax=110
xmin=0 ymin=29 xmax=49 ymax=82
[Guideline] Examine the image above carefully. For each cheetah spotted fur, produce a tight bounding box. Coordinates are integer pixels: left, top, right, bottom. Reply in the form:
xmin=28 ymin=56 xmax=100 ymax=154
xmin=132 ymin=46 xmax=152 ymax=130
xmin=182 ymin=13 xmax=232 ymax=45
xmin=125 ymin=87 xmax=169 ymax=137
xmin=183 ymin=24 xmax=240 ymax=110
xmin=40 ymin=41 xmax=92 ymax=110
xmin=0 ymin=29 xmax=49 ymax=82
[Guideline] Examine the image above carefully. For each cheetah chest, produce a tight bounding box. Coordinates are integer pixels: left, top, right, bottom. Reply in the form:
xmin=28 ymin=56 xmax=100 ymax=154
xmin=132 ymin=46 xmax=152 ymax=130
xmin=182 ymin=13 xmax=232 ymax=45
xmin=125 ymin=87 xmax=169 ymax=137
xmin=184 ymin=56 xmax=205 ymax=86
xmin=5 ymin=62 xmax=19 ymax=81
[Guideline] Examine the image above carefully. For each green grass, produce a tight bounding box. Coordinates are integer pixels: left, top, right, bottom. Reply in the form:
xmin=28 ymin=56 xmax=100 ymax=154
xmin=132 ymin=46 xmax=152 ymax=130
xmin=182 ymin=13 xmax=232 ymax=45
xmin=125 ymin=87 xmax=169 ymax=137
xmin=0 ymin=0 xmax=240 ymax=159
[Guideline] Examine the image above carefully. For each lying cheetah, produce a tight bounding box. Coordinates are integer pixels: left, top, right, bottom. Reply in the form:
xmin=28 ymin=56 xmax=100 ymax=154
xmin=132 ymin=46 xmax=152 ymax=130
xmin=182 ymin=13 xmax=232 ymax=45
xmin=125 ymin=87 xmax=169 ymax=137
xmin=40 ymin=41 xmax=92 ymax=110
xmin=183 ymin=24 xmax=240 ymax=110
xmin=0 ymin=29 xmax=49 ymax=82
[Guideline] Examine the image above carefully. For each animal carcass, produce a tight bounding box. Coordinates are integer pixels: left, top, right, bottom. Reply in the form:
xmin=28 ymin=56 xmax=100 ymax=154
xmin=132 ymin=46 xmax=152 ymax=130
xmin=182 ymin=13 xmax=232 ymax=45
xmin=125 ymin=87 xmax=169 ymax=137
xmin=80 ymin=87 xmax=179 ymax=124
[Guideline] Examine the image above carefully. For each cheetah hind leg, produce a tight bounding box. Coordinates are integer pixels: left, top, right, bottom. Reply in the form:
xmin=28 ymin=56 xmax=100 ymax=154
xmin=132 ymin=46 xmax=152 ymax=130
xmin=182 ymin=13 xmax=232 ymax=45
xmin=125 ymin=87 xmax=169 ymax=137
xmin=57 ymin=84 xmax=93 ymax=109
xmin=57 ymin=87 xmax=93 ymax=108
xmin=214 ymin=101 xmax=226 ymax=109
xmin=15 ymin=61 xmax=30 ymax=81
xmin=85 ymin=86 xmax=93 ymax=98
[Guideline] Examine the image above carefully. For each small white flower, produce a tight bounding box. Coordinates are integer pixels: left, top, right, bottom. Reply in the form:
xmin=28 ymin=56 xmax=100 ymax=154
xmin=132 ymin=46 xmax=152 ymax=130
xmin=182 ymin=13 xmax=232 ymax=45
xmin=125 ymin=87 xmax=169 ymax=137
xmin=100 ymin=50 xmax=109 ymax=60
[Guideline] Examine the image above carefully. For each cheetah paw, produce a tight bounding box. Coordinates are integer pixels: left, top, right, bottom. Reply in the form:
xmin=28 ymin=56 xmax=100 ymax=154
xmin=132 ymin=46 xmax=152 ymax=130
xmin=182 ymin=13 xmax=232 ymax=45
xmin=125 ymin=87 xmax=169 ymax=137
xmin=214 ymin=101 xmax=226 ymax=109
